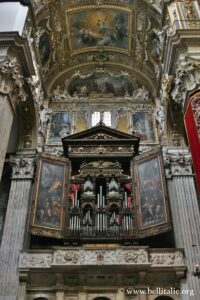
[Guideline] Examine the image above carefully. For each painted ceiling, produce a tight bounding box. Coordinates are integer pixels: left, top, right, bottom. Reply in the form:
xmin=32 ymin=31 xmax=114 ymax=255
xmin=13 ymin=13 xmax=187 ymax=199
xmin=31 ymin=0 xmax=165 ymax=98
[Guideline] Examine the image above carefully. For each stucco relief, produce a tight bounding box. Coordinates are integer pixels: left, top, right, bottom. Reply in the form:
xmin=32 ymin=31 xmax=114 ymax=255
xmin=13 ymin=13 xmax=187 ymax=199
xmin=0 ymin=58 xmax=27 ymax=108
xmin=18 ymin=248 xmax=185 ymax=268
xmin=19 ymin=253 xmax=53 ymax=268
xmin=171 ymin=56 xmax=200 ymax=108
xmin=149 ymin=252 xmax=184 ymax=266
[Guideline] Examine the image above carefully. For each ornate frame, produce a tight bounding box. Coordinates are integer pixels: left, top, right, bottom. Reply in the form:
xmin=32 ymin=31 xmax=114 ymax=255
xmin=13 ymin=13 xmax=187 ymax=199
xmin=30 ymin=153 xmax=69 ymax=239
xmin=133 ymin=147 xmax=171 ymax=238
xmin=65 ymin=4 xmax=132 ymax=55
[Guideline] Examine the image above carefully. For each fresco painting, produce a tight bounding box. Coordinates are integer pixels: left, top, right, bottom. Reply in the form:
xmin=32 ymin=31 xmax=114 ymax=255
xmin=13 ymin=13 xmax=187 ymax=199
xmin=132 ymin=112 xmax=155 ymax=142
xmin=48 ymin=112 xmax=72 ymax=143
xmin=67 ymin=71 xmax=134 ymax=97
xmin=137 ymin=156 xmax=167 ymax=228
xmin=69 ymin=9 xmax=129 ymax=50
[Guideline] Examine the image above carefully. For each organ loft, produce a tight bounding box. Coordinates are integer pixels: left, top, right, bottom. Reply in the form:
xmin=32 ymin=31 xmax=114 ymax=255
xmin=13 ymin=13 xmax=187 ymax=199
xmin=0 ymin=1 xmax=200 ymax=300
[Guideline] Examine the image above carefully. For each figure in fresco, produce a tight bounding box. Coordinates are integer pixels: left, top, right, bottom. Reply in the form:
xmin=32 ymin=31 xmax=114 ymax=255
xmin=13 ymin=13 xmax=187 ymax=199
xmin=132 ymin=112 xmax=155 ymax=142
xmin=48 ymin=112 xmax=72 ymax=143
xmin=70 ymin=10 xmax=128 ymax=49
xmin=67 ymin=71 xmax=134 ymax=97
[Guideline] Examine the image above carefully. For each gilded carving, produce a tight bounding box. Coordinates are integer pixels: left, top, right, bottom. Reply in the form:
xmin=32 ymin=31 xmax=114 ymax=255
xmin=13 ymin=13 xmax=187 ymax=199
xmin=191 ymin=93 xmax=200 ymax=139
xmin=171 ymin=56 xmax=200 ymax=108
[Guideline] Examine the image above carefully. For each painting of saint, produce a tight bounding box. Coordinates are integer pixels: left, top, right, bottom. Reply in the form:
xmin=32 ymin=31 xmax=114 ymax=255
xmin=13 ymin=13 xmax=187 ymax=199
xmin=68 ymin=9 xmax=129 ymax=50
xmin=34 ymin=161 xmax=65 ymax=229
xmin=132 ymin=112 xmax=155 ymax=142
xmin=137 ymin=156 xmax=167 ymax=228
xmin=48 ymin=112 xmax=72 ymax=144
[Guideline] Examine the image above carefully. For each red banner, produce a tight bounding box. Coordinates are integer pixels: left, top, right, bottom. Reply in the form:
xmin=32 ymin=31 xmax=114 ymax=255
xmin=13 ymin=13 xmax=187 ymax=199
xmin=184 ymin=92 xmax=200 ymax=193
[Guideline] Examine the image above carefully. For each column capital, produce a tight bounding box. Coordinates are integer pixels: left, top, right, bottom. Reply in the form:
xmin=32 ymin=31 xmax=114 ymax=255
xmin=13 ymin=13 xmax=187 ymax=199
xmin=163 ymin=149 xmax=193 ymax=178
xmin=10 ymin=155 xmax=36 ymax=180
xmin=0 ymin=58 xmax=28 ymax=111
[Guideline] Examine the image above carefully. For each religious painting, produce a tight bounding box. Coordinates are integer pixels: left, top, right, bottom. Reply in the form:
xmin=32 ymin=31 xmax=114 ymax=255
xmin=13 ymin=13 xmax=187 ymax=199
xmin=39 ymin=31 xmax=51 ymax=65
xmin=66 ymin=6 xmax=131 ymax=53
xmin=66 ymin=71 xmax=134 ymax=97
xmin=133 ymin=148 xmax=171 ymax=238
xmin=48 ymin=112 xmax=72 ymax=144
xmin=132 ymin=112 xmax=155 ymax=142
xmin=30 ymin=154 xmax=69 ymax=238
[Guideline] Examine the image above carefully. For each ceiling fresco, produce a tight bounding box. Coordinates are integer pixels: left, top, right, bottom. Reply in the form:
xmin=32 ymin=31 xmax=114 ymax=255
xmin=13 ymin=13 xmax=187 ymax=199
xmin=66 ymin=71 xmax=134 ymax=97
xmin=31 ymin=0 xmax=163 ymax=97
xmin=66 ymin=6 xmax=131 ymax=53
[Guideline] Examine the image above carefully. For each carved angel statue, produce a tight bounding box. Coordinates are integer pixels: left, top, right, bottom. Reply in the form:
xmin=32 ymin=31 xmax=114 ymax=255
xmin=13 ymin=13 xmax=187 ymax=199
xmin=39 ymin=104 xmax=52 ymax=134
xmin=154 ymin=105 xmax=165 ymax=134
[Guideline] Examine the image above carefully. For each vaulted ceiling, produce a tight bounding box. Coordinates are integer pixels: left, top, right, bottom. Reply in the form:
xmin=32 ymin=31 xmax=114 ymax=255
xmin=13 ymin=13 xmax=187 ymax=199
xmin=32 ymin=0 xmax=165 ymax=99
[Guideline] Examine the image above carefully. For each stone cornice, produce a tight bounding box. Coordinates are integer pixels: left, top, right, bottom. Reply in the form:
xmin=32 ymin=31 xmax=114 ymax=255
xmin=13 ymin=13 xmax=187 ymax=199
xmin=163 ymin=29 xmax=200 ymax=75
xmin=0 ymin=32 xmax=35 ymax=77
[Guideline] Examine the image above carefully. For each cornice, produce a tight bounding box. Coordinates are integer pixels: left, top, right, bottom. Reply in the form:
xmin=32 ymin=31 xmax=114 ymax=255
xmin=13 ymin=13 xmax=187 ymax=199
xmin=0 ymin=32 xmax=35 ymax=77
xmin=163 ymin=29 xmax=200 ymax=75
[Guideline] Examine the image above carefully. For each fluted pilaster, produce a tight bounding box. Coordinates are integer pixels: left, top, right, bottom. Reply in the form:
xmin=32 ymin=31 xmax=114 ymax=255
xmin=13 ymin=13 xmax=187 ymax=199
xmin=0 ymin=58 xmax=28 ymax=181
xmin=164 ymin=149 xmax=200 ymax=299
xmin=0 ymin=155 xmax=35 ymax=300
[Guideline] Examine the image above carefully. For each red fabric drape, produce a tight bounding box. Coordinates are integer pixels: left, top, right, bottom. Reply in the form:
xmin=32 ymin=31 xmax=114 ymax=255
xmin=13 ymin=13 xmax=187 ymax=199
xmin=184 ymin=94 xmax=200 ymax=193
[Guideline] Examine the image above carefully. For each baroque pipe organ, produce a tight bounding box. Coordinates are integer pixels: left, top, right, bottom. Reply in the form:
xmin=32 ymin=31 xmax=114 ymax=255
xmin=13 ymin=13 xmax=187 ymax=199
xmin=69 ymin=161 xmax=133 ymax=238
xmin=30 ymin=123 xmax=171 ymax=244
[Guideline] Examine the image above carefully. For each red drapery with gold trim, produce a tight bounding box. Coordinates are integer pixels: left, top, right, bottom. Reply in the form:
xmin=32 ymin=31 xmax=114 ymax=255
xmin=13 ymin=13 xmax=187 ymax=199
xmin=184 ymin=92 xmax=200 ymax=193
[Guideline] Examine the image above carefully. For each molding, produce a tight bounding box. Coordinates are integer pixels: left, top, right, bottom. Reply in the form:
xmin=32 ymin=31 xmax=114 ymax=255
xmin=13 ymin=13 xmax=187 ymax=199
xmin=0 ymin=32 xmax=35 ymax=77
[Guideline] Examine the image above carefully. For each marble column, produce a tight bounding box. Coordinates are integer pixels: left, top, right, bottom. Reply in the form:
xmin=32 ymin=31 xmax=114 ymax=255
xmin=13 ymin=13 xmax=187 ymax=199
xmin=164 ymin=149 xmax=200 ymax=300
xmin=0 ymin=155 xmax=35 ymax=300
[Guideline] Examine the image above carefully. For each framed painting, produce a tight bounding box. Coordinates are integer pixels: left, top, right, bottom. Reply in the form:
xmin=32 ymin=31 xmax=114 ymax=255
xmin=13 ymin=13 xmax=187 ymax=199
xmin=66 ymin=5 xmax=132 ymax=54
xmin=30 ymin=154 xmax=69 ymax=238
xmin=132 ymin=112 xmax=155 ymax=143
xmin=133 ymin=148 xmax=171 ymax=238
xmin=47 ymin=112 xmax=72 ymax=144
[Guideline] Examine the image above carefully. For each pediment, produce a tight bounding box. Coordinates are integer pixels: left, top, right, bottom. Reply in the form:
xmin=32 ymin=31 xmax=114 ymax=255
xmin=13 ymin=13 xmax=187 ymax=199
xmin=62 ymin=123 xmax=139 ymax=142
xmin=62 ymin=124 xmax=140 ymax=157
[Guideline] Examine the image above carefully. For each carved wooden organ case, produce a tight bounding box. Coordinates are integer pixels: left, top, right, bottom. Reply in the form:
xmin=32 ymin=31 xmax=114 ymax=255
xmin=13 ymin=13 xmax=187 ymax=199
xmin=30 ymin=124 xmax=171 ymax=243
